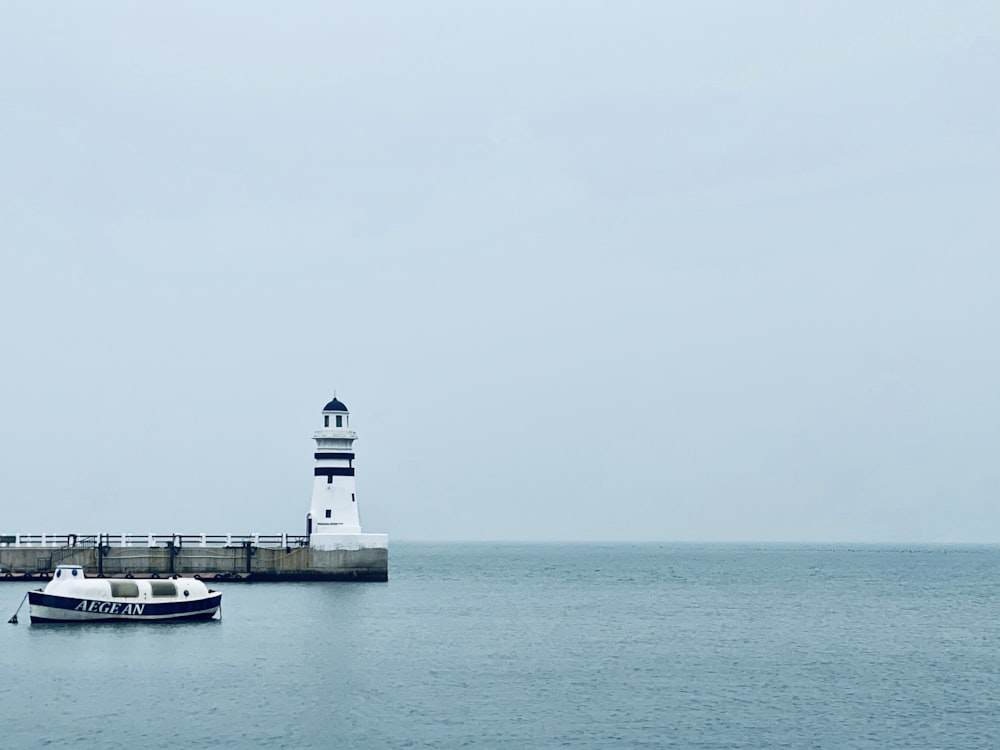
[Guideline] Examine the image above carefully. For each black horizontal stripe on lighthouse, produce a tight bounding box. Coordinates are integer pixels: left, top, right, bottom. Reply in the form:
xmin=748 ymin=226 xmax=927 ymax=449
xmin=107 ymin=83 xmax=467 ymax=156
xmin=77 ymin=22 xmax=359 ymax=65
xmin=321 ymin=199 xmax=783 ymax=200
xmin=314 ymin=453 xmax=355 ymax=460
xmin=314 ymin=467 xmax=355 ymax=477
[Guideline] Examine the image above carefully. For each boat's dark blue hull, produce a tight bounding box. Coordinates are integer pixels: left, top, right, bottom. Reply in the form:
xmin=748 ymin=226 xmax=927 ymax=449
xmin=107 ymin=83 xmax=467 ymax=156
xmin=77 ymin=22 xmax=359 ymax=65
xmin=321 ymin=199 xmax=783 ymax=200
xmin=28 ymin=590 xmax=221 ymax=623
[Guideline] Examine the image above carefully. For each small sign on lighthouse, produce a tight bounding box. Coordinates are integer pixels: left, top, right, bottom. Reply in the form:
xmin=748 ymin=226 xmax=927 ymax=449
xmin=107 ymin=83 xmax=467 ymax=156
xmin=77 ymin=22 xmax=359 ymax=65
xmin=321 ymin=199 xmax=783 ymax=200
xmin=307 ymin=396 xmax=388 ymax=551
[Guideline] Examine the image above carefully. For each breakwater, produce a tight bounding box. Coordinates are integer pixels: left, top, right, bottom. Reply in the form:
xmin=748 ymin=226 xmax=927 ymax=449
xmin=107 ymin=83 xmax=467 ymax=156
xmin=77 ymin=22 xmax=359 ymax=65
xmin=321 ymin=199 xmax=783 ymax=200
xmin=0 ymin=534 xmax=387 ymax=582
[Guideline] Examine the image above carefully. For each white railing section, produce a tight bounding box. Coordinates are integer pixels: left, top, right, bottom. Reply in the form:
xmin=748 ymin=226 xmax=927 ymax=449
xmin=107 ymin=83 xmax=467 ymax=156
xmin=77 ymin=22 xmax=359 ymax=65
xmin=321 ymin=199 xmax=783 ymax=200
xmin=0 ymin=533 xmax=308 ymax=549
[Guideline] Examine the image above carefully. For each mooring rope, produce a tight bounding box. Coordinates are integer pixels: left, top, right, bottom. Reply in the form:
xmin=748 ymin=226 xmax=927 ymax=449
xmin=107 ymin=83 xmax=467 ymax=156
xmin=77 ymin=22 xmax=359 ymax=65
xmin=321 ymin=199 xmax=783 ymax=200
xmin=8 ymin=592 xmax=28 ymax=624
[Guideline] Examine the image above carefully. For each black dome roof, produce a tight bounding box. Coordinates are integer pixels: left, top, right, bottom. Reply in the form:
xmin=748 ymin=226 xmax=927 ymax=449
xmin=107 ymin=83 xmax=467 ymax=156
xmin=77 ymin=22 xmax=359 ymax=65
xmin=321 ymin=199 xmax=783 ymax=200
xmin=323 ymin=397 xmax=349 ymax=412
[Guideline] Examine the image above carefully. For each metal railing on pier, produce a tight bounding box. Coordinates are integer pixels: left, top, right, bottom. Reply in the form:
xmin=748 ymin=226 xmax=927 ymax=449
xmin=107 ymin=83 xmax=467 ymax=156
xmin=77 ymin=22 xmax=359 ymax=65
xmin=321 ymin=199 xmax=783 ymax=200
xmin=0 ymin=533 xmax=310 ymax=549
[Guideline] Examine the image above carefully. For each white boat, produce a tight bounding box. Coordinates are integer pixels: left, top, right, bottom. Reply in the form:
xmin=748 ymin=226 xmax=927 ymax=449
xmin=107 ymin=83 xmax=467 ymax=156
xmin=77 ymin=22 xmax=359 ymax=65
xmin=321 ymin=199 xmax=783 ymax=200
xmin=27 ymin=565 xmax=221 ymax=623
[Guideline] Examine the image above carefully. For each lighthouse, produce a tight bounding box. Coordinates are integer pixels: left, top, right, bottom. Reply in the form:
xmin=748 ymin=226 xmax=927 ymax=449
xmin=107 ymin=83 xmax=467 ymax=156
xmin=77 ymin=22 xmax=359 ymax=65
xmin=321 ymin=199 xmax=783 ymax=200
xmin=307 ymin=396 xmax=388 ymax=551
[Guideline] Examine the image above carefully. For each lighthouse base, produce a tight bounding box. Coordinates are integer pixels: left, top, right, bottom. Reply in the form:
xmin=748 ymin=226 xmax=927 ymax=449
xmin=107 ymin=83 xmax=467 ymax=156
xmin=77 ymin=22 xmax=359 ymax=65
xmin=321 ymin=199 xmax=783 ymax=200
xmin=309 ymin=532 xmax=389 ymax=551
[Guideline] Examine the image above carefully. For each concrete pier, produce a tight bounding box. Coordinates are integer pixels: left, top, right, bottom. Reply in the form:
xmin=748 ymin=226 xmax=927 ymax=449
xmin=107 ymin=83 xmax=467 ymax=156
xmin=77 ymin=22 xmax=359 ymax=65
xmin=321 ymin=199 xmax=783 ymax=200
xmin=0 ymin=534 xmax=388 ymax=582
xmin=1 ymin=394 xmax=390 ymax=582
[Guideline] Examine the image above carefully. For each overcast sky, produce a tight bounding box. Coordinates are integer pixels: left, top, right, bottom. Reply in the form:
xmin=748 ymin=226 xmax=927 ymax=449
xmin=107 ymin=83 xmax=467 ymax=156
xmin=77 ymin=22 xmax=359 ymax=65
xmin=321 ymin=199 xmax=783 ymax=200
xmin=1 ymin=2 xmax=998 ymax=542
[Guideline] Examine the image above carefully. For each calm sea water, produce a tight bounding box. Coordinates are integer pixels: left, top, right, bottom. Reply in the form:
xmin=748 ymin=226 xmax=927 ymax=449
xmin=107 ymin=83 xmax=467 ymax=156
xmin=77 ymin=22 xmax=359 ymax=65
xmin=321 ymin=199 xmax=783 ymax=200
xmin=1 ymin=543 xmax=998 ymax=749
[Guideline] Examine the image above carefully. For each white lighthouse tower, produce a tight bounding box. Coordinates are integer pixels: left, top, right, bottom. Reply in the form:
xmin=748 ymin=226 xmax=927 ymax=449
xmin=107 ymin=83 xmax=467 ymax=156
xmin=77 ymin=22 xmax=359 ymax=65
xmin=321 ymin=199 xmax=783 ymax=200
xmin=307 ymin=396 xmax=388 ymax=551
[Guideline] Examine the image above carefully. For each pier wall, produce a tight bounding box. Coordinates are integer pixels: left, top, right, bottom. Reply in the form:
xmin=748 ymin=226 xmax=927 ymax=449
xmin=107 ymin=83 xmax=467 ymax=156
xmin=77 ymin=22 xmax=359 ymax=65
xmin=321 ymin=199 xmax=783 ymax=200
xmin=0 ymin=544 xmax=388 ymax=582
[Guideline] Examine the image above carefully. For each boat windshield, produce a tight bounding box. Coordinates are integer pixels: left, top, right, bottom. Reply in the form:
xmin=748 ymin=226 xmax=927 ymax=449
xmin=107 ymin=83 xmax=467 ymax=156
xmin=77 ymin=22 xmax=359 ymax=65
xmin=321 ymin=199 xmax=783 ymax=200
xmin=149 ymin=581 xmax=177 ymax=597
xmin=109 ymin=581 xmax=140 ymax=598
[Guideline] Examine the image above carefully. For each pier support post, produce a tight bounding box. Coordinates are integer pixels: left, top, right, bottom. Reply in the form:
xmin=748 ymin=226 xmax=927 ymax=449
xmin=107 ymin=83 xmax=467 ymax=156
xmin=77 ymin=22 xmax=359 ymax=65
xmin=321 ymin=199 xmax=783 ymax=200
xmin=167 ymin=538 xmax=180 ymax=575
